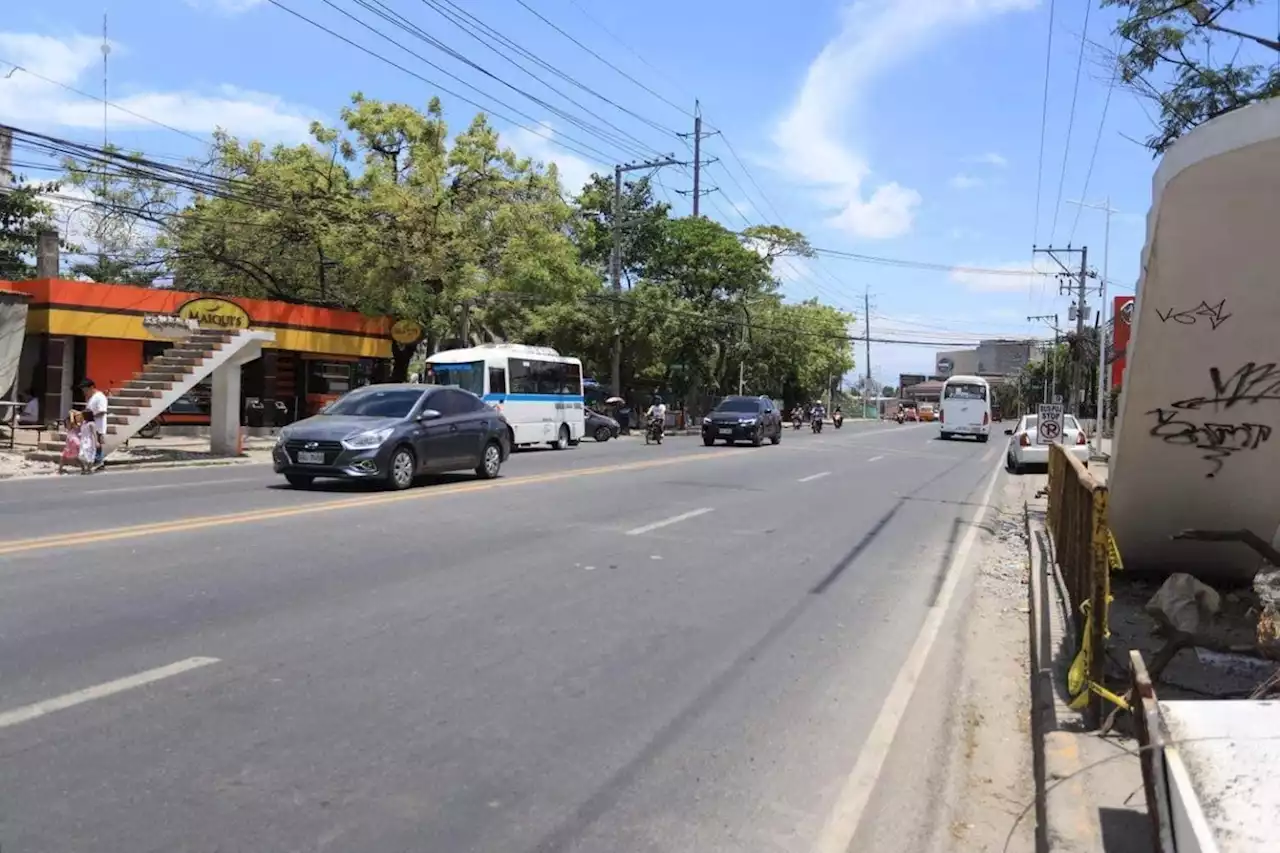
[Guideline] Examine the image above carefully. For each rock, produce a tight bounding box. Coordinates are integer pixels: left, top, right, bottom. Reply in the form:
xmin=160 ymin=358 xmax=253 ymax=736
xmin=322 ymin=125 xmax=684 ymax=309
xmin=1146 ymin=573 xmax=1222 ymax=634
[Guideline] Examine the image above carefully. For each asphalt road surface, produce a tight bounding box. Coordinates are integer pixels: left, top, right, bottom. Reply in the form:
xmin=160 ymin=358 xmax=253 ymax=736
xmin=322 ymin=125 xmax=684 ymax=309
xmin=0 ymin=420 xmax=1006 ymax=852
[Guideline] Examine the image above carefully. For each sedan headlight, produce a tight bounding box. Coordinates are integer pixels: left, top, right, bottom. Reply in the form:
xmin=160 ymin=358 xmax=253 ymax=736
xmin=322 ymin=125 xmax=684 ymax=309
xmin=702 ymin=417 xmax=712 ymax=425
xmin=342 ymin=427 xmax=394 ymax=450
xmin=274 ymin=429 xmax=291 ymax=446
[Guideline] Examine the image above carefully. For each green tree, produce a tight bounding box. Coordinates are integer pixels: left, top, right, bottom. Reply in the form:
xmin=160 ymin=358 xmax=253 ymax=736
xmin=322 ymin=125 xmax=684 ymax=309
xmin=0 ymin=178 xmax=58 ymax=279
xmin=1104 ymin=0 xmax=1280 ymax=153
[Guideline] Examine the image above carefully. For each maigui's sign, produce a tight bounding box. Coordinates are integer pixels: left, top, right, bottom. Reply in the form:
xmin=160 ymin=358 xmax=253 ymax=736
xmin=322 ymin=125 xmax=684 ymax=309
xmin=177 ymin=297 xmax=251 ymax=330
xmin=391 ymin=319 xmax=423 ymax=345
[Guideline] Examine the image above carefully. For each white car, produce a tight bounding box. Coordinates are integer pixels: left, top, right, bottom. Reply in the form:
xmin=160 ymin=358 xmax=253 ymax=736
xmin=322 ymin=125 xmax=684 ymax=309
xmin=1004 ymin=414 xmax=1090 ymax=474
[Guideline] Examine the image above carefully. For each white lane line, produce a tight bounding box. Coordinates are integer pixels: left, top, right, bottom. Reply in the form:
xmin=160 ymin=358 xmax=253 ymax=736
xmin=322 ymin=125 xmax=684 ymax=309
xmin=625 ymin=507 xmax=714 ymax=536
xmin=798 ymin=471 xmax=831 ymax=483
xmin=0 ymin=656 xmax=220 ymax=730
xmin=866 ymin=455 xmax=884 ymax=463
xmin=811 ymin=453 xmax=1004 ymax=853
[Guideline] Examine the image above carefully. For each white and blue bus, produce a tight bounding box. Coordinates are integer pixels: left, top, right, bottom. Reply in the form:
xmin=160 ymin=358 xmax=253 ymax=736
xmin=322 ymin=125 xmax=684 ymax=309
xmin=425 ymin=343 xmax=585 ymax=449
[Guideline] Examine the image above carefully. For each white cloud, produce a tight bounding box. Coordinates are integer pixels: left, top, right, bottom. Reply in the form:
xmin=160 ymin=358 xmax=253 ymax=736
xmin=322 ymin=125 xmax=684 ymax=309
xmin=948 ymin=172 xmax=984 ymax=190
xmin=506 ymin=122 xmax=597 ymax=197
xmin=971 ymin=151 xmax=1008 ymax=167
xmin=185 ymin=0 xmax=266 ymax=13
xmin=0 ymin=31 xmax=315 ymax=141
xmin=949 ymin=257 xmax=1057 ymax=293
xmin=771 ymin=0 xmax=1037 ymax=240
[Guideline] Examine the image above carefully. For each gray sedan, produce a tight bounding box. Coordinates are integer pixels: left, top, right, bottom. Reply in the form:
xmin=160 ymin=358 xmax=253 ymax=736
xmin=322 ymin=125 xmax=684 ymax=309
xmin=273 ymin=384 xmax=511 ymax=490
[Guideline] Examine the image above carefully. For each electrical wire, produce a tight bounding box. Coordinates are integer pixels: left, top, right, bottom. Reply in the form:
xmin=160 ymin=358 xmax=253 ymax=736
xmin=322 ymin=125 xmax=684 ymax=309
xmin=562 ymin=0 xmax=697 ymax=109
xmin=1068 ymin=46 xmax=1119 ymax=244
xmin=262 ymin=0 xmax=618 ymax=165
xmin=511 ymin=0 xmax=691 ymax=118
xmin=346 ymin=0 xmax=661 ymax=160
xmin=1032 ymin=0 xmax=1057 ymax=248
xmin=1048 ymin=0 xmax=1092 ymax=243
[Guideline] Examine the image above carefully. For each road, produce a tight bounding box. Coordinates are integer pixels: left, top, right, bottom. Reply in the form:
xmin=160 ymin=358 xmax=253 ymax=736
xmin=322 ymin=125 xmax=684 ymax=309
xmin=0 ymin=420 xmax=1006 ymax=852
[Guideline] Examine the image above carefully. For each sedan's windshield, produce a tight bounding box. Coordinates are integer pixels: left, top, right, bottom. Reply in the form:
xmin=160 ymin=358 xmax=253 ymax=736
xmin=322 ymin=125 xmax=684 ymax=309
xmin=715 ymin=398 xmax=761 ymax=413
xmin=322 ymin=388 xmax=422 ymax=418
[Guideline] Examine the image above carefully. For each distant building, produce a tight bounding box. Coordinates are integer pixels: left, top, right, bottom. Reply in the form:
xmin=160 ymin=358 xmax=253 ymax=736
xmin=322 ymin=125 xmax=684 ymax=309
xmin=935 ymin=339 xmax=1037 ymax=378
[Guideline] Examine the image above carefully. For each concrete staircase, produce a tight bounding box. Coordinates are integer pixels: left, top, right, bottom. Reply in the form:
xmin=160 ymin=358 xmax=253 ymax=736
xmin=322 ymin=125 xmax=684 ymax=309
xmin=27 ymin=328 xmax=274 ymax=463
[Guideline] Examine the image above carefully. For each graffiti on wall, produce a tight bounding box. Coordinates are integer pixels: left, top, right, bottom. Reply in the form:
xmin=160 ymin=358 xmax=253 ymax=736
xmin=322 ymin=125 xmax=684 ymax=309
xmin=1155 ymin=299 xmax=1231 ymax=330
xmin=1149 ymin=361 xmax=1280 ymax=477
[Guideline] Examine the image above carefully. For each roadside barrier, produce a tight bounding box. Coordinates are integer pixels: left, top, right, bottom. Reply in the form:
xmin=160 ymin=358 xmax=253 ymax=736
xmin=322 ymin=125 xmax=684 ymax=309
xmin=1045 ymin=443 xmax=1126 ymax=726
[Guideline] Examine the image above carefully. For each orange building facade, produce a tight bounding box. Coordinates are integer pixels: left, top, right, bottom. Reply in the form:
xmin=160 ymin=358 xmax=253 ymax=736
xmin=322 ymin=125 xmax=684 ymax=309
xmin=5 ymin=279 xmax=397 ymax=429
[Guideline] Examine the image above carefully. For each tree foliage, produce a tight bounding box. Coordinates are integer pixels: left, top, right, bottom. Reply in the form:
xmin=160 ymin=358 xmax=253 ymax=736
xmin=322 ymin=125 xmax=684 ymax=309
xmin=0 ymin=178 xmax=58 ymax=280
xmin=1104 ymin=0 xmax=1280 ymax=153
xmin=39 ymin=93 xmax=855 ymax=402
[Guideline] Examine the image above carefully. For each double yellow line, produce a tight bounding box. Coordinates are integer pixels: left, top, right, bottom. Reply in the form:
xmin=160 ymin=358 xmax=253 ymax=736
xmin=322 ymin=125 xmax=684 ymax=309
xmin=0 ymin=451 xmax=721 ymax=557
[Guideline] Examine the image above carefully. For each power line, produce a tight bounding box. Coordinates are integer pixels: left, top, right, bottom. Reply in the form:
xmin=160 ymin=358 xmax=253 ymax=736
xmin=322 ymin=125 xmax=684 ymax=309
xmin=511 ymin=0 xmax=691 ymax=118
xmin=1032 ymin=0 xmax=1057 ymax=248
xmin=562 ymin=0 xmax=697 ymax=110
xmin=1048 ymin=0 xmax=1092 ymax=243
xmin=415 ymin=0 xmax=679 ymax=140
xmin=1068 ymin=45 xmax=1119 ymax=244
xmin=262 ymin=0 xmax=619 ymax=165
xmin=0 ymin=58 xmax=210 ymax=145
xmin=347 ymin=0 xmax=661 ymax=160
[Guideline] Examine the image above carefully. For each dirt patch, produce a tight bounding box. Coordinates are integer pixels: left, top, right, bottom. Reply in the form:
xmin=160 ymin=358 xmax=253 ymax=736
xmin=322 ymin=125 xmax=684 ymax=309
xmin=0 ymin=451 xmax=58 ymax=480
xmin=925 ymin=473 xmax=1039 ymax=852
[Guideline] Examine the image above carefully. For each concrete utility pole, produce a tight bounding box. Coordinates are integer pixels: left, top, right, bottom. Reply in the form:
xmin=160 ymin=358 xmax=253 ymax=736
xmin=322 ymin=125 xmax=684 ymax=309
xmin=864 ymin=289 xmax=872 ymax=415
xmin=610 ymin=156 xmax=685 ymax=395
xmin=677 ymin=101 xmax=718 ymax=217
xmin=0 ymin=127 xmax=12 ymax=190
xmin=1067 ymin=197 xmax=1117 ymax=440
xmin=1028 ymin=313 xmax=1060 ymax=404
xmin=1032 ymin=245 xmax=1090 ymax=414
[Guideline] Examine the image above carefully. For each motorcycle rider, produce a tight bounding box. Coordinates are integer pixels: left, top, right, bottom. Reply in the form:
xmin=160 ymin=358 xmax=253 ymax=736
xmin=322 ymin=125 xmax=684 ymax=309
xmin=645 ymin=394 xmax=667 ymax=439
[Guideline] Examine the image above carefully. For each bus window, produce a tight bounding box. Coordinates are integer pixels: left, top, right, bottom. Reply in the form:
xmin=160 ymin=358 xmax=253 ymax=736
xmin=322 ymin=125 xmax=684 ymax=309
xmin=429 ymin=361 xmax=484 ymax=396
xmin=943 ymin=382 xmax=987 ymax=401
xmin=488 ymin=366 xmax=506 ymax=395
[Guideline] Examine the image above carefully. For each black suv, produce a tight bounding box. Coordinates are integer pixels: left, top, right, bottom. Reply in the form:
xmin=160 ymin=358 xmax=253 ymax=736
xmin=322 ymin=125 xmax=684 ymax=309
xmin=701 ymin=396 xmax=783 ymax=446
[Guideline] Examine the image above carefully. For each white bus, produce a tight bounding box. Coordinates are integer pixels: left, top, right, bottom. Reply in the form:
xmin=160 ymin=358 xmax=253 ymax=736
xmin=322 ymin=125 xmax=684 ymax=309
xmin=425 ymin=343 xmax=585 ymax=449
xmin=939 ymin=374 xmax=991 ymax=442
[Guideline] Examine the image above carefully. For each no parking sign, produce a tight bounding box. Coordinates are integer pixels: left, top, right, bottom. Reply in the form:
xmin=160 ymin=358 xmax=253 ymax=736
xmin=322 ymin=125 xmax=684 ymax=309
xmin=1037 ymin=404 xmax=1063 ymax=445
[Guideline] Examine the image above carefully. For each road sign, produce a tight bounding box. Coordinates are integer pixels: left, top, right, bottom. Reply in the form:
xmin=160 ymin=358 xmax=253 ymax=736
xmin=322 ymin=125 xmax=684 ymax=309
xmin=1037 ymin=403 xmax=1063 ymax=445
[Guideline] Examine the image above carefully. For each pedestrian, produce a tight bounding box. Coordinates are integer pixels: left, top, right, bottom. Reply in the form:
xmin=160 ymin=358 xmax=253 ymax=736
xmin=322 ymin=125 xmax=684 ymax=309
xmin=79 ymin=378 xmax=109 ymax=471
xmin=77 ymin=409 xmax=98 ymax=474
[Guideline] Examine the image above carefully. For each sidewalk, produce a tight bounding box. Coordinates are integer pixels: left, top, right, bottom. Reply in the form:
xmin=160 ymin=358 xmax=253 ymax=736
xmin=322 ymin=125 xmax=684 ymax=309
xmin=1026 ymin=457 xmax=1150 ymax=852
xmin=0 ymin=433 xmax=275 ymax=480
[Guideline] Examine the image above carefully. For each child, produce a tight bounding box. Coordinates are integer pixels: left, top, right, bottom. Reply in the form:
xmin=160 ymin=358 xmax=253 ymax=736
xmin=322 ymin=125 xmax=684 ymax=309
xmin=58 ymin=411 xmax=84 ymax=475
xmin=77 ymin=410 xmax=99 ymax=474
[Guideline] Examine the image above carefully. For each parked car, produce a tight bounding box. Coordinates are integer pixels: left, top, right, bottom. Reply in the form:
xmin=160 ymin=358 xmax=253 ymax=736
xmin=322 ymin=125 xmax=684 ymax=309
xmin=1004 ymin=413 xmax=1089 ymax=474
xmin=585 ymin=408 xmax=620 ymax=442
xmin=273 ymin=383 xmax=511 ymax=490
xmin=701 ymin=395 xmax=783 ymax=446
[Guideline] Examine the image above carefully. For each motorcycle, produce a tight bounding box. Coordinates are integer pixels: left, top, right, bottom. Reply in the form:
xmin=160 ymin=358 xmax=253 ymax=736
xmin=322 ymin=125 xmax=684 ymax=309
xmin=792 ymin=414 xmax=802 ymax=430
xmin=833 ymin=412 xmax=844 ymax=429
xmin=811 ymin=417 xmax=824 ymax=434
xmin=895 ymin=412 xmax=904 ymax=425
xmin=644 ymin=416 xmax=664 ymax=445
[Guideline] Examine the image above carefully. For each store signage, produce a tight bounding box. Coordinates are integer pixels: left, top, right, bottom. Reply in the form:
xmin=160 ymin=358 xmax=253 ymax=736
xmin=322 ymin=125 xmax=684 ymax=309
xmin=177 ymin=297 xmax=251 ymax=330
xmin=936 ymin=357 xmax=954 ymax=375
xmin=143 ymin=314 xmax=199 ymax=339
xmin=391 ymin=318 xmax=423 ymax=345
xmin=1119 ymin=299 xmax=1135 ymax=325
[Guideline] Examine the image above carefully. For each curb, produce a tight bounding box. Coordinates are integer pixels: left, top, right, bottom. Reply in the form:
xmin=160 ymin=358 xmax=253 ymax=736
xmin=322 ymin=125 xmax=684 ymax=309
xmin=1028 ymin=508 xmax=1105 ymax=852
xmin=105 ymin=456 xmax=272 ymax=472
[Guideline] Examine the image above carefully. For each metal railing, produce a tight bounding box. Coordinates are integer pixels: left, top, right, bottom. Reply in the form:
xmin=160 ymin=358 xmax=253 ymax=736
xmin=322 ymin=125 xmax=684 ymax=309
xmin=1045 ymin=442 xmax=1124 ymax=726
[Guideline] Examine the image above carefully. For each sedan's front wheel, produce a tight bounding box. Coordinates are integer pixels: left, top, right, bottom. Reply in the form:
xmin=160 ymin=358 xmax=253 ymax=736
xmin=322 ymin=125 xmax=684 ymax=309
xmin=476 ymin=441 xmax=502 ymax=480
xmin=594 ymin=426 xmax=612 ymax=442
xmin=386 ymin=446 xmax=416 ymax=491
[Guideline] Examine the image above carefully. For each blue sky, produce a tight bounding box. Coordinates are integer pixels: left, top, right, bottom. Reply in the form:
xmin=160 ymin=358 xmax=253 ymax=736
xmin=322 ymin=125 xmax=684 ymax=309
xmin=1 ymin=0 xmax=1187 ymax=383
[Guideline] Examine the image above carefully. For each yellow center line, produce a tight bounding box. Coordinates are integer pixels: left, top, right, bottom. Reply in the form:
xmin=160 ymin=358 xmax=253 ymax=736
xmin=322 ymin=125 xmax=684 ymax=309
xmin=0 ymin=450 xmax=726 ymax=557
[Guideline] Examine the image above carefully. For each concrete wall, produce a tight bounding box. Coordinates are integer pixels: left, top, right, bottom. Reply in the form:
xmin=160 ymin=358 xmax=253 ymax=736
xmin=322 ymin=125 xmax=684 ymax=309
xmin=1109 ymin=97 xmax=1280 ymax=582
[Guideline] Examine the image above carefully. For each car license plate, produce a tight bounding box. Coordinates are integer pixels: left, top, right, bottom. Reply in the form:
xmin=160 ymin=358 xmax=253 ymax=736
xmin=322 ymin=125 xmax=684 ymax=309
xmin=297 ymin=451 xmax=325 ymax=464
xmin=718 ymin=428 xmax=733 ymax=435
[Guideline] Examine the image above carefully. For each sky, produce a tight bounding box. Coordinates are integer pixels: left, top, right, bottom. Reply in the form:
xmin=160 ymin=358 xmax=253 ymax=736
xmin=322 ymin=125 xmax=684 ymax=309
xmin=0 ymin=0 xmax=1197 ymax=385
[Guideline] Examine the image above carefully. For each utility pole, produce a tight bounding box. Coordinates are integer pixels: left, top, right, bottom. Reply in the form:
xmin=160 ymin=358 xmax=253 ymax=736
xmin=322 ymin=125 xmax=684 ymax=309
xmin=99 ymin=13 xmax=110 ymax=279
xmin=677 ymin=101 xmax=718 ymax=217
xmin=864 ymin=289 xmax=872 ymax=416
xmin=1067 ymin=197 xmax=1117 ymax=441
xmin=1028 ymin=313 xmax=1060 ymax=405
xmin=610 ymin=155 xmax=686 ymax=395
xmin=1032 ymin=245 xmax=1090 ymax=414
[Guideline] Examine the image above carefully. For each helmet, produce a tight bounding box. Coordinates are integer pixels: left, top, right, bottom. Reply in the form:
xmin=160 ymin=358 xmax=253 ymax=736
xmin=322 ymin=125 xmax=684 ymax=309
xmin=653 ymin=394 xmax=663 ymax=404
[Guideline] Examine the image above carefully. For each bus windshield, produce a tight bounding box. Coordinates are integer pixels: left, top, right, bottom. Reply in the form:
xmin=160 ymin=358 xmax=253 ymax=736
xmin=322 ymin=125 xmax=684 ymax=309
xmin=944 ymin=382 xmax=987 ymax=401
xmin=427 ymin=361 xmax=485 ymax=396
